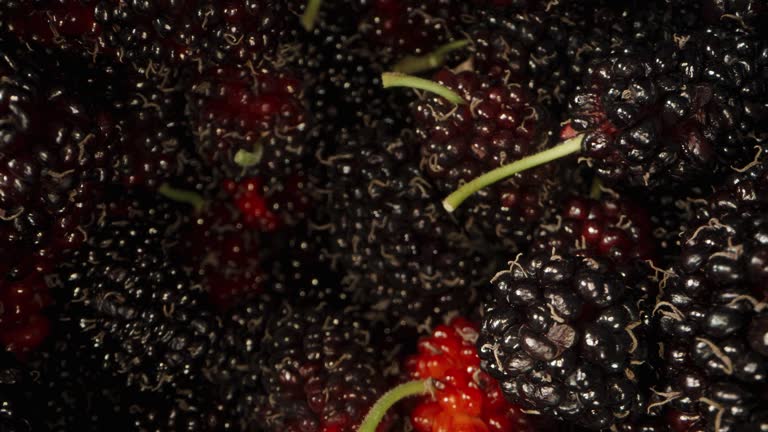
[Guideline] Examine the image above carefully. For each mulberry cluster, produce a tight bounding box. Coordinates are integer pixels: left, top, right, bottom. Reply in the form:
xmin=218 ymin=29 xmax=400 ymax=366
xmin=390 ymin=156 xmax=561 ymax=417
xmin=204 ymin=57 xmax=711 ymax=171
xmin=654 ymin=155 xmax=768 ymax=431
xmin=186 ymin=65 xmax=310 ymax=181
xmin=3 ymin=1 xmax=302 ymax=69
xmin=259 ymin=301 xmax=397 ymax=432
xmin=413 ymin=68 xmax=560 ymax=246
xmin=60 ymin=191 xmax=221 ymax=392
xmin=478 ymin=251 xmax=658 ymax=429
xmin=570 ymin=26 xmax=768 ymax=188
xmin=323 ymin=122 xmax=487 ymax=328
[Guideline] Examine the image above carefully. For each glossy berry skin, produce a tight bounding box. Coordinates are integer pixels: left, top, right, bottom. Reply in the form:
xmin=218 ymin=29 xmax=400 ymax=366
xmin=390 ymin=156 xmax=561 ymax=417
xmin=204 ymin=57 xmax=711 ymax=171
xmin=570 ymin=26 xmax=768 ymax=188
xmin=406 ymin=317 xmax=536 ymax=432
xmin=478 ymin=251 xmax=657 ymax=430
xmin=323 ymin=123 xmax=487 ymax=329
xmin=4 ymin=1 xmax=300 ymax=69
xmin=259 ymin=302 xmax=396 ymax=432
xmin=702 ymin=0 xmax=766 ymax=28
xmin=533 ymin=194 xmax=656 ymax=263
xmin=0 ymin=39 xmax=114 ymax=279
xmin=186 ymin=66 xmax=310 ymax=181
xmin=654 ymin=157 xmax=768 ymax=432
xmin=413 ymin=68 xmax=559 ymax=246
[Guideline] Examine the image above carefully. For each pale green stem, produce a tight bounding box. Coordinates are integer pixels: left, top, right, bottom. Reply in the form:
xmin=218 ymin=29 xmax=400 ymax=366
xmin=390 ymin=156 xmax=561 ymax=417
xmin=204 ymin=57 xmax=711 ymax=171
xmin=357 ymin=379 xmax=433 ymax=432
xmin=590 ymin=176 xmax=603 ymax=199
xmin=301 ymin=0 xmax=322 ymax=31
xmin=393 ymin=39 xmax=470 ymax=75
xmin=158 ymin=183 xmax=205 ymax=213
xmin=382 ymin=72 xmax=466 ymax=105
xmin=443 ymin=134 xmax=585 ymax=212
xmin=234 ymin=142 xmax=264 ymax=168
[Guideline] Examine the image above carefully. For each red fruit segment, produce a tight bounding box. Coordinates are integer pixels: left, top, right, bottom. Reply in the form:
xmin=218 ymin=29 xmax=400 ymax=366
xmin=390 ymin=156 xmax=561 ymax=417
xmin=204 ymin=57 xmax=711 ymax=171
xmin=226 ymin=175 xmax=311 ymax=232
xmin=534 ymin=194 xmax=656 ymax=263
xmin=0 ymin=273 xmax=52 ymax=356
xmin=405 ymin=318 xmax=534 ymax=432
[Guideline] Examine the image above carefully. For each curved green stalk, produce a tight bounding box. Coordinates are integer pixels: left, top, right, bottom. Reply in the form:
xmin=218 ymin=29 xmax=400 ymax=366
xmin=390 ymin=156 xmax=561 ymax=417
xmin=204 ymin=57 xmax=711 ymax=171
xmin=301 ymin=0 xmax=322 ymax=31
xmin=589 ymin=176 xmax=603 ymax=199
xmin=357 ymin=379 xmax=432 ymax=432
xmin=158 ymin=183 xmax=205 ymax=213
xmin=393 ymin=39 xmax=470 ymax=74
xmin=382 ymin=72 xmax=466 ymax=105
xmin=234 ymin=142 xmax=264 ymax=168
xmin=443 ymin=134 xmax=585 ymax=212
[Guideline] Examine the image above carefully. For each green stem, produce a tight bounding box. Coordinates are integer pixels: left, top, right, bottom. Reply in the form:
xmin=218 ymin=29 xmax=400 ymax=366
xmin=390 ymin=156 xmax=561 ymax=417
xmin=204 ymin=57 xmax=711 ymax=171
xmin=382 ymin=72 xmax=466 ymax=105
xmin=443 ymin=134 xmax=585 ymax=212
xmin=393 ymin=39 xmax=470 ymax=75
xmin=158 ymin=183 xmax=205 ymax=213
xmin=234 ymin=142 xmax=264 ymax=168
xmin=358 ymin=379 xmax=433 ymax=432
xmin=589 ymin=176 xmax=603 ymax=200
xmin=301 ymin=0 xmax=322 ymax=31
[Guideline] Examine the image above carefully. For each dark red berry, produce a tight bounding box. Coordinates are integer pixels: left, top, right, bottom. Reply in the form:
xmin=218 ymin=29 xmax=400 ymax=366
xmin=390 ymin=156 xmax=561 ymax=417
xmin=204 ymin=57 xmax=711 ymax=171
xmin=533 ymin=194 xmax=656 ymax=263
xmin=187 ymin=65 xmax=311 ymax=181
xmin=413 ymin=68 xmax=561 ymax=245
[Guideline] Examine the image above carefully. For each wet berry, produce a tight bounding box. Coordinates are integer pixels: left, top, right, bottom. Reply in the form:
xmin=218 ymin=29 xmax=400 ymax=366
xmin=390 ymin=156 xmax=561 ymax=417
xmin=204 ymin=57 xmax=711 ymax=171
xmin=478 ymin=251 xmax=658 ymax=429
xmin=570 ymin=26 xmax=768 ymax=188
xmin=533 ymin=193 xmax=656 ymax=263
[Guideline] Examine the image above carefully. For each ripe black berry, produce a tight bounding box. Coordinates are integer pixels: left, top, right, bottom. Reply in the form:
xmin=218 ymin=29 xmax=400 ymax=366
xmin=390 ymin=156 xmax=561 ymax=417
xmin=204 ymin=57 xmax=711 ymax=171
xmin=570 ymin=26 xmax=768 ymax=188
xmin=478 ymin=251 xmax=658 ymax=429
xmin=654 ymin=155 xmax=768 ymax=432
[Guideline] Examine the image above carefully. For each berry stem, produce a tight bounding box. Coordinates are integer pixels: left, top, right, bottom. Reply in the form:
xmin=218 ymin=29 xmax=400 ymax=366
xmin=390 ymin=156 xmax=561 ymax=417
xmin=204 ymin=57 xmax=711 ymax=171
xmin=234 ymin=142 xmax=264 ymax=168
xmin=382 ymin=72 xmax=466 ymax=105
xmin=393 ymin=39 xmax=470 ymax=74
xmin=358 ymin=379 xmax=433 ymax=432
xmin=158 ymin=183 xmax=205 ymax=213
xmin=589 ymin=177 xmax=603 ymax=199
xmin=443 ymin=134 xmax=585 ymax=212
xmin=301 ymin=0 xmax=322 ymax=31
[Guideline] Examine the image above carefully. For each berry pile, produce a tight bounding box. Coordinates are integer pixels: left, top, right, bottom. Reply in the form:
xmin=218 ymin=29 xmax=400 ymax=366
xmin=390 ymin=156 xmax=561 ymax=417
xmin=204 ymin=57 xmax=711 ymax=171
xmin=0 ymin=1 xmax=766 ymax=431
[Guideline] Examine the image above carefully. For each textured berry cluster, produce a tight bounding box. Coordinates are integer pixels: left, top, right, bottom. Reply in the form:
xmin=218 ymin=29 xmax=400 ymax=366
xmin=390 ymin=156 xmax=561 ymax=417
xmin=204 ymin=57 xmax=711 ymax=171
xmin=323 ymin=122 xmax=487 ymax=329
xmin=0 ymin=1 xmax=767 ymax=431
xmin=413 ymin=68 xmax=559 ymax=245
xmin=478 ymin=252 xmax=657 ymax=429
xmin=654 ymin=156 xmax=768 ymax=431
xmin=532 ymin=194 xmax=656 ymax=263
xmin=4 ymin=1 xmax=301 ymax=69
xmin=570 ymin=26 xmax=768 ymax=188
